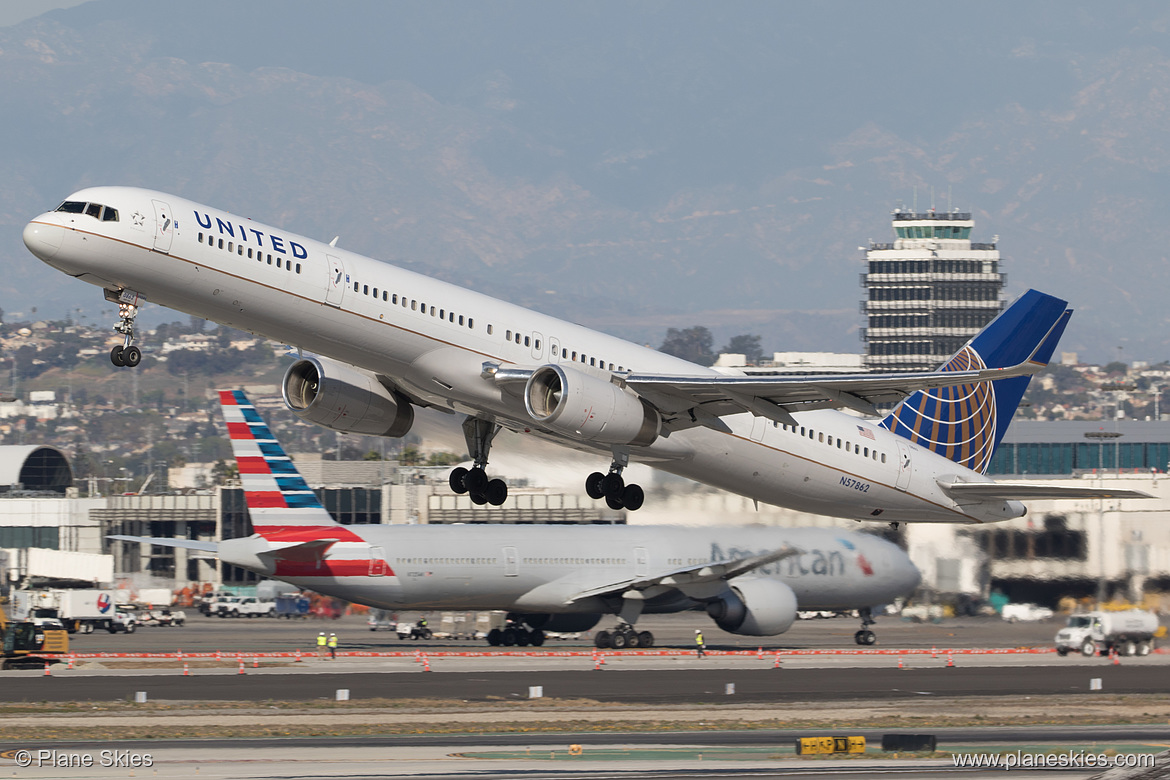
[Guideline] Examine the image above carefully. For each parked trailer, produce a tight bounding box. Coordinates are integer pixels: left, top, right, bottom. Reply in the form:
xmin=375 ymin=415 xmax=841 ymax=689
xmin=11 ymin=589 xmax=118 ymax=634
xmin=1055 ymin=610 xmax=1159 ymax=657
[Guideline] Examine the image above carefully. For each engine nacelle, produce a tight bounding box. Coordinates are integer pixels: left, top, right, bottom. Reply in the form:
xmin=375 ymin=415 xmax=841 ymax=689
xmin=524 ymin=364 xmax=660 ymax=446
xmin=705 ymin=578 xmax=798 ymax=636
xmin=282 ymin=356 xmax=414 ymax=438
xmin=521 ymin=613 xmax=603 ymax=633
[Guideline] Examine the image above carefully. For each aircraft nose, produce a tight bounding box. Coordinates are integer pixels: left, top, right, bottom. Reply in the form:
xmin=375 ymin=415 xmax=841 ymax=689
xmin=23 ymin=219 xmax=64 ymax=261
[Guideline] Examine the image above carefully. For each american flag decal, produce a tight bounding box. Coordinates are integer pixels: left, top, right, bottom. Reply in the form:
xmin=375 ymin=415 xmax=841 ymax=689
xmin=857 ymin=425 xmax=875 ymax=440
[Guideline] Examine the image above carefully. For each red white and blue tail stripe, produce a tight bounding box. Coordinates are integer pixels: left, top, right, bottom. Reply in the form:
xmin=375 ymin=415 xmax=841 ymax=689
xmin=218 ymin=390 xmax=361 ymax=545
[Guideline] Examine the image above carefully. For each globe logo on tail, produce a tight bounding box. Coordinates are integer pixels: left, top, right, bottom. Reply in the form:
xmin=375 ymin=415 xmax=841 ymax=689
xmin=880 ymin=347 xmax=998 ymax=474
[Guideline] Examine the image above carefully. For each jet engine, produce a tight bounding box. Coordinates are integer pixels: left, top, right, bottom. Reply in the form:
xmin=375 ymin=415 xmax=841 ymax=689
xmin=282 ymin=356 xmax=414 ymax=438
xmin=704 ymin=578 xmax=798 ymax=636
xmin=524 ymin=364 xmax=660 ymax=446
xmin=521 ymin=613 xmax=603 ymax=633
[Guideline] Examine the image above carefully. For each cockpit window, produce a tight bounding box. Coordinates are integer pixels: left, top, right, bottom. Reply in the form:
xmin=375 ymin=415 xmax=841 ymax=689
xmin=55 ymin=201 xmax=118 ymax=222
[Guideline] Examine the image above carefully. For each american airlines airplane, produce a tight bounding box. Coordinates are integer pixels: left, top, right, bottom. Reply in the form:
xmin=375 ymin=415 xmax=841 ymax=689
xmin=23 ymin=187 xmax=1148 ymax=521
xmin=115 ymin=391 xmax=922 ymax=648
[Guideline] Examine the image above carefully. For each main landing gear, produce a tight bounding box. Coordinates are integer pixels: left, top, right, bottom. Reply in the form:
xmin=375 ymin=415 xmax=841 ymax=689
xmin=585 ymin=451 xmax=645 ymax=511
xmin=486 ymin=616 xmax=545 ymax=647
xmin=105 ymin=289 xmax=142 ymax=368
xmin=594 ymin=623 xmax=654 ymax=649
xmin=853 ymin=606 xmax=877 ymax=645
xmin=448 ymin=417 xmax=509 ymax=506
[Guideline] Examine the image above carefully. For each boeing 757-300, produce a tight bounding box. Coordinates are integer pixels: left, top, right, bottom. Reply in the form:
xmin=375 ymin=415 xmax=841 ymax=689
xmin=113 ymin=391 xmax=921 ymax=647
xmin=24 ymin=188 xmax=1149 ymax=521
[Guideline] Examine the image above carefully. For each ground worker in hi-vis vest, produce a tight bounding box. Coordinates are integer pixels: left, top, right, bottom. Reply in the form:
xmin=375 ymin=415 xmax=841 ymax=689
xmin=695 ymin=629 xmax=706 ymax=658
xmin=328 ymin=632 xmax=338 ymax=660
xmin=316 ymin=631 xmax=327 ymax=658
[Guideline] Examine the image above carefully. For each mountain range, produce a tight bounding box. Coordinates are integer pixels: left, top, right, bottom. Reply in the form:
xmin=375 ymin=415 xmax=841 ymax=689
xmin=2 ymin=1 xmax=1169 ymax=363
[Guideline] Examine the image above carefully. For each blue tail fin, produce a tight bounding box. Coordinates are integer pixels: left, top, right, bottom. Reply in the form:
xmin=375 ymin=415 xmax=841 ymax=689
xmin=879 ymin=289 xmax=1071 ymax=474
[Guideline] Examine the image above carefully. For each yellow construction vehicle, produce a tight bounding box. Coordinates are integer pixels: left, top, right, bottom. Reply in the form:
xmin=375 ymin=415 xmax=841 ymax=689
xmin=0 ymin=601 xmax=69 ymax=669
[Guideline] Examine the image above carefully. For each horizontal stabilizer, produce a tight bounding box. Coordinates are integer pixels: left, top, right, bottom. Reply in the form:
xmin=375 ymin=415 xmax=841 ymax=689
xmin=256 ymin=539 xmax=337 ymax=564
xmin=938 ymin=481 xmax=1152 ymax=501
xmin=107 ymin=534 xmax=219 ymax=553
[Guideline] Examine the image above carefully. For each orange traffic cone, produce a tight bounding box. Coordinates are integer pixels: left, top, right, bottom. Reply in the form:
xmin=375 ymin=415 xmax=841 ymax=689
xmin=237 ymin=658 xmax=245 ymax=675
xmin=1112 ymin=649 xmax=1121 ymax=666
xmin=946 ymin=652 xmax=955 ymax=668
xmin=931 ymin=646 xmax=937 ymax=659
xmin=66 ymin=656 xmax=74 ymax=670
xmin=757 ymin=646 xmax=763 ymax=659
xmin=898 ymin=656 xmax=904 ymax=670
xmin=253 ymin=656 xmax=259 ymax=668
xmin=183 ymin=662 xmax=190 ymax=676
xmin=772 ymin=652 xmax=782 ymax=670
xmin=43 ymin=661 xmax=51 ymax=677
xmin=422 ymin=654 xmax=431 ymax=672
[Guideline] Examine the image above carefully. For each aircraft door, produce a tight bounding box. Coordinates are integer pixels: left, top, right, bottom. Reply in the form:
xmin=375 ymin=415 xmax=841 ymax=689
xmin=634 ymin=547 xmax=649 ymax=577
xmin=503 ymin=546 xmax=519 ymax=577
xmin=325 ymin=254 xmax=346 ymax=308
xmin=151 ymin=200 xmax=173 ymax=254
xmin=368 ymin=546 xmax=387 ymax=577
xmin=894 ymin=440 xmax=913 ymax=491
xmin=750 ymin=416 xmax=767 ymax=442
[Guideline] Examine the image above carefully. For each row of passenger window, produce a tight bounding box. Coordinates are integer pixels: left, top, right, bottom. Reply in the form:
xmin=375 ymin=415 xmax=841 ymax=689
xmin=198 ymin=232 xmax=302 ymax=274
xmin=501 ymin=329 xmax=626 ymax=372
xmin=778 ymin=422 xmax=886 ymax=463
xmin=397 ymin=556 xmax=494 ymax=565
xmin=522 ymin=556 xmax=626 ymax=565
xmin=352 ymin=280 xmax=478 ymax=331
xmin=56 ymin=201 xmax=119 ymax=222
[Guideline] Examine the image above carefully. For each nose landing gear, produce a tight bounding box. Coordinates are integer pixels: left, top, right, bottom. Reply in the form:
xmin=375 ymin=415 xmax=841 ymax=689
xmin=853 ymin=606 xmax=877 ymax=645
xmin=105 ymin=289 xmax=143 ymax=368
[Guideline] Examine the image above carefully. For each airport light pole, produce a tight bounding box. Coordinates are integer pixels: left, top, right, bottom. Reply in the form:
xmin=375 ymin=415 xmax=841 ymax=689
xmin=1084 ymin=430 xmax=1123 ymax=606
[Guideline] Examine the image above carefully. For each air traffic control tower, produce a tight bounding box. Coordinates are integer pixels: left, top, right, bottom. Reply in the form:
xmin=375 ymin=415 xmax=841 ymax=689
xmin=861 ymin=208 xmax=1005 ymax=372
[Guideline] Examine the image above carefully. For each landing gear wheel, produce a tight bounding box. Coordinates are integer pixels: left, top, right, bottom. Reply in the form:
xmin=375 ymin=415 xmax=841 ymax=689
xmin=110 ymin=345 xmax=125 ymax=367
xmin=854 ymin=629 xmax=876 ymax=645
xmin=464 ymin=467 xmax=489 ymax=494
xmin=449 ymin=467 xmax=469 ymax=494
xmin=638 ymin=631 xmax=654 ymax=648
xmin=585 ymin=472 xmax=606 ymax=500
xmin=621 ymin=484 xmax=644 ymax=511
xmin=486 ymin=479 xmax=508 ymax=506
xmin=123 ymin=345 xmax=142 ymax=367
xmin=609 ymin=630 xmax=628 ymax=649
xmin=594 ymin=630 xmax=611 ymax=649
xmin=600 ymin=472 xmax=625 ymax=498
xmin=502 ymin=627 xmax=518 ymax=647
xmin=624 ymin=630 xmax=641 ymax=649
xmin=529 ymin=630 xmax=546 ymax=647
xmin=486 ymin=628 xmax=503 ymax=647
xmin=515 ymin=630 xmax=531 ymax=647
xmin=605 ymin=494 xmax=624 ymax=511
xmin=469 ymin=491 xmax=488 ymax=506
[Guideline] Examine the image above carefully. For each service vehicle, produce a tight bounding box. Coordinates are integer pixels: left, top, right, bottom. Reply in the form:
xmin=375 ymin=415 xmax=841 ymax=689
xmin=218 ymin=596 xmax=276 ymax=618
xmin=276 ymin=593 xmax=311 ymax=619
xmin=143 ymin=607 xmax=185 ymax=627
xmin=11 ymin=589 xmax=118 ymax=634
xmin=107 ymin=606 xmax=139 ymax=633
xmin=0 ymin=604 xmax=68 ymax=669
xmin=1055 ymin=610 xmax=1159 ymax=657
xmin=1002 ymin=603 xmax=1055 ymax=622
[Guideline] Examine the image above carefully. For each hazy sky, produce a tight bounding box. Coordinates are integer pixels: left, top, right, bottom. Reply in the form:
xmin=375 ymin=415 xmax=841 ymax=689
xmin=0 ymin=0 xmax=93 ymax=27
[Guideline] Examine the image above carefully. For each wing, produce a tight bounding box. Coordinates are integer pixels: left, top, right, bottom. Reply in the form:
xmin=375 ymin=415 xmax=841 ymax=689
xmin=107 ymin=534 xmax=219 ymax=553
xmin=938 ymin=481 xmax=1153 ymax=502
xmin=567 ymin=546 xmax=801 ymax=603
xmin=489 ymin=360 xmax=1043 ymax=432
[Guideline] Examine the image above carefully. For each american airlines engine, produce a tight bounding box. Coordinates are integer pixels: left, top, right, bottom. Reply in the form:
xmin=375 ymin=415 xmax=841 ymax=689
xmin=282 ymin=355 xmax=415 ymax=438
xmin=706 ymin=579 xmax=799 ymax=636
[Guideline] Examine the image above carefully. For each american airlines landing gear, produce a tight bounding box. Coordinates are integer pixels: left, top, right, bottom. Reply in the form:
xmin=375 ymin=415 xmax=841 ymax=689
xmin=104 ymin=289 xmax=143 ymax=368
xmin=449 ymin=417 xmax=508 ymax=506
xmin=594 ymin=623 xmax=654 ymax=650
xmin=485 ymin=615 xmax=546 ymax=647
xmin=585 ymin=450 xmax=644 ymax=511
xmin=853 ymin=607 xmax=877 ymax=645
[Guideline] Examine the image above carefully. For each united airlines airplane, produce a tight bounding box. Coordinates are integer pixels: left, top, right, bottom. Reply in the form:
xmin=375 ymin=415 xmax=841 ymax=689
xmin=24 ymin=187 xmax=1148 ymax=521
xmin=114 ymin=391 xmax=922 ymax=647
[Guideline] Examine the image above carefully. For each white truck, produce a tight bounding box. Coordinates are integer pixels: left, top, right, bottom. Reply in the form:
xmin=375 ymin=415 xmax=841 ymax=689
xmin=12 ymin=589 xmax=119 ymax=634
xmin=217 ymin=596 xmax=276 ymax=618
xmin=1055 ymin=610 xmax=1159 ymax=657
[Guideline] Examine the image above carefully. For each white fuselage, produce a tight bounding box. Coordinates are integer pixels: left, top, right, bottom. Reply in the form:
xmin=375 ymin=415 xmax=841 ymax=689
xmin=218 ymin=524 xmax=919 ymax=614
xmin=24 ymin=186 xmax=1025 ymax=523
